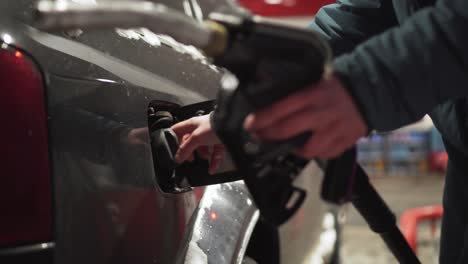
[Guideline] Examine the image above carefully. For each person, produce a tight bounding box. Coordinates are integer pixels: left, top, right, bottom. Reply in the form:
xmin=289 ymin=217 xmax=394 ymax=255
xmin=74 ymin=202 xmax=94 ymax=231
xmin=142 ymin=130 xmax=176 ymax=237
xmin=172 ymin=0 xmax=468 ymax=262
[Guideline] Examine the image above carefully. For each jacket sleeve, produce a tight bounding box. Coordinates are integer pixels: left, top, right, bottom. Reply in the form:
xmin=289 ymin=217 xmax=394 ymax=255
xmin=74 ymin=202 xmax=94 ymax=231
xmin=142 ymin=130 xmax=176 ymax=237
xmin=333 ymin=0 xmax=468 ymax=131
xmin=310 ymin=0 xmax=398 ymax=56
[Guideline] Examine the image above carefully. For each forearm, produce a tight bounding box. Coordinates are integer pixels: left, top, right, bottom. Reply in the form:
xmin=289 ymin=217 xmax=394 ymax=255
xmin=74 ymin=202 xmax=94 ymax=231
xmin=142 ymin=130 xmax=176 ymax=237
xmin=334 ymin=0 xmax=468 ymax=131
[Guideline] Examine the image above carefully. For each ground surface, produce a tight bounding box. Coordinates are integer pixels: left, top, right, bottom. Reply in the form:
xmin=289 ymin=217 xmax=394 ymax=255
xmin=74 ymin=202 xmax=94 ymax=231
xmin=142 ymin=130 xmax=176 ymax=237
xmin=341 ymin=173 xmax=445 ymax=264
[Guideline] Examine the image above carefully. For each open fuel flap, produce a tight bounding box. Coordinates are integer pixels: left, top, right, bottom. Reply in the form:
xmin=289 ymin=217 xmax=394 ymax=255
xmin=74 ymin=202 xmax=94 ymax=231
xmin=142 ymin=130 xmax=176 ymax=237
xmin=148 ymin=100 xmax=242 ymax=194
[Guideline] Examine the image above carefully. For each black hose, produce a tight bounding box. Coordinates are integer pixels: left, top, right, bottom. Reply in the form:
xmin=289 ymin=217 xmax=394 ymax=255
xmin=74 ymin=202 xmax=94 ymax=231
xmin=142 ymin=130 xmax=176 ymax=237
xmin=351 ymin=165 xmax=421 ymax=264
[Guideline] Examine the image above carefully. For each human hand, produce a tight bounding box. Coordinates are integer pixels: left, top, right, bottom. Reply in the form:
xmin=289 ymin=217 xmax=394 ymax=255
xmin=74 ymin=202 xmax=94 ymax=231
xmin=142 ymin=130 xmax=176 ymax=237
xmin=171 ymin=114 xmax=224 ymax=174
xmin=244 ymin=68 xmax=368 ymax=159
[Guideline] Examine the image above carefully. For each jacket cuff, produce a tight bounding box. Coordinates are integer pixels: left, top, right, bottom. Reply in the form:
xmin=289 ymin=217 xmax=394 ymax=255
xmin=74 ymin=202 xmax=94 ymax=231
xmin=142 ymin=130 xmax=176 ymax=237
xmin=333 ymin=55 xmax=374 ymax=134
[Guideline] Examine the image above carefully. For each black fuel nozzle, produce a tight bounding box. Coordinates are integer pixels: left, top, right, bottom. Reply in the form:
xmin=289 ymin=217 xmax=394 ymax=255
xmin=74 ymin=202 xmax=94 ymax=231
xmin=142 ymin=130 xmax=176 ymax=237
xmin=203 ymin=15 xmax=332 ymax=226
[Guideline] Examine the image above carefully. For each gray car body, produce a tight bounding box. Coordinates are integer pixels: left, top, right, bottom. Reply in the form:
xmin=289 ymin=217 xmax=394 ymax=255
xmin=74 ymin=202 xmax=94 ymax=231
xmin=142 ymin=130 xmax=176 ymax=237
xmin=0 ymin=0 xmax=336 ymax=263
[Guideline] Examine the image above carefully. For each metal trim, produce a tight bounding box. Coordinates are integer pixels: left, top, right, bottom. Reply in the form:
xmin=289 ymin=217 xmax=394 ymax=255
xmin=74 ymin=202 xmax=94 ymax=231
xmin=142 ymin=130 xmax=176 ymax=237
xmin=176 ymin=181 xmax=259 ymax=264
xmin=0 ymin=242 xmax=55 ymax=256
xmin=235 ymin=210 xmax=260 ymax=264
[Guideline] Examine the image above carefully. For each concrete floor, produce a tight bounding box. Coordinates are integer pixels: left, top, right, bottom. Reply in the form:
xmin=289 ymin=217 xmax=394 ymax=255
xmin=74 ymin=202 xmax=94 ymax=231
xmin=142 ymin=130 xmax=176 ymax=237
xmin=340 ymin=173 xmax=445 ymax=263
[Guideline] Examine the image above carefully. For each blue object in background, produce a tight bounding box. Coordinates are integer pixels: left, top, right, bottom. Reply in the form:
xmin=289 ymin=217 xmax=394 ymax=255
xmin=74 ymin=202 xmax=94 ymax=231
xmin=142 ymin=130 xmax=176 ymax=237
xmin=430 ymin=126 xmax=445 ymax=152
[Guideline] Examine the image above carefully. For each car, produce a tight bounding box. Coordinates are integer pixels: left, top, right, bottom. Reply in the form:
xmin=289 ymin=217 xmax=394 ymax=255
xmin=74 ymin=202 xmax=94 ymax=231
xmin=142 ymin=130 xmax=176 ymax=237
xmin=0 ymin=0 xmax=339 ymax=263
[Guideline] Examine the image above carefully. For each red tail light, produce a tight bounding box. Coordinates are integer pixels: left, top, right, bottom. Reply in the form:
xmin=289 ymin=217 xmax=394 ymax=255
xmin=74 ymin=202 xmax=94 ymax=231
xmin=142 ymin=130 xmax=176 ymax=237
xmin=238 ymin=0 xmax=332 ymax=17
xmin=0 ymin=43 xmax=52 ymax=247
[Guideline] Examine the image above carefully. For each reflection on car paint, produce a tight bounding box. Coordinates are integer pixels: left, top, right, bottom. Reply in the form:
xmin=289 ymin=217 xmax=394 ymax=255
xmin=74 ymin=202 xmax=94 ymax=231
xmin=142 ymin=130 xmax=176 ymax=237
xmin=57 ymin=0 xmax=97 ymax=5
xmin=115 ymin=27 xmax=219 ymax=72
xmin=177 ymin=181 xmax=259 ymax=264
xmin=29 ymin=27 xmax=206 ymax=104
xmin=115 ymin=28 xmax=162 ymax=47
xmin=2 ymin=33 xmax=13 ymax=44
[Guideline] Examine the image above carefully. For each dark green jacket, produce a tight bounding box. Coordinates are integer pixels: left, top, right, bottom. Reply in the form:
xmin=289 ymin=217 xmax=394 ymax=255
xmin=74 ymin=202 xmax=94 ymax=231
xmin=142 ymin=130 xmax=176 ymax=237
xmin=310 ymin=0 xmax=468 ymax=262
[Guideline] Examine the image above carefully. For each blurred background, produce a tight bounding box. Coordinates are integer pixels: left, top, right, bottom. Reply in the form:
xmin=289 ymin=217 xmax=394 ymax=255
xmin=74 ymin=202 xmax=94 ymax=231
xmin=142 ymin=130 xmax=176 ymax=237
xmin=237 ymin=1 xmax=446 ymax=263
xmin=344 ymin=118 xmax=445 ymax=264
